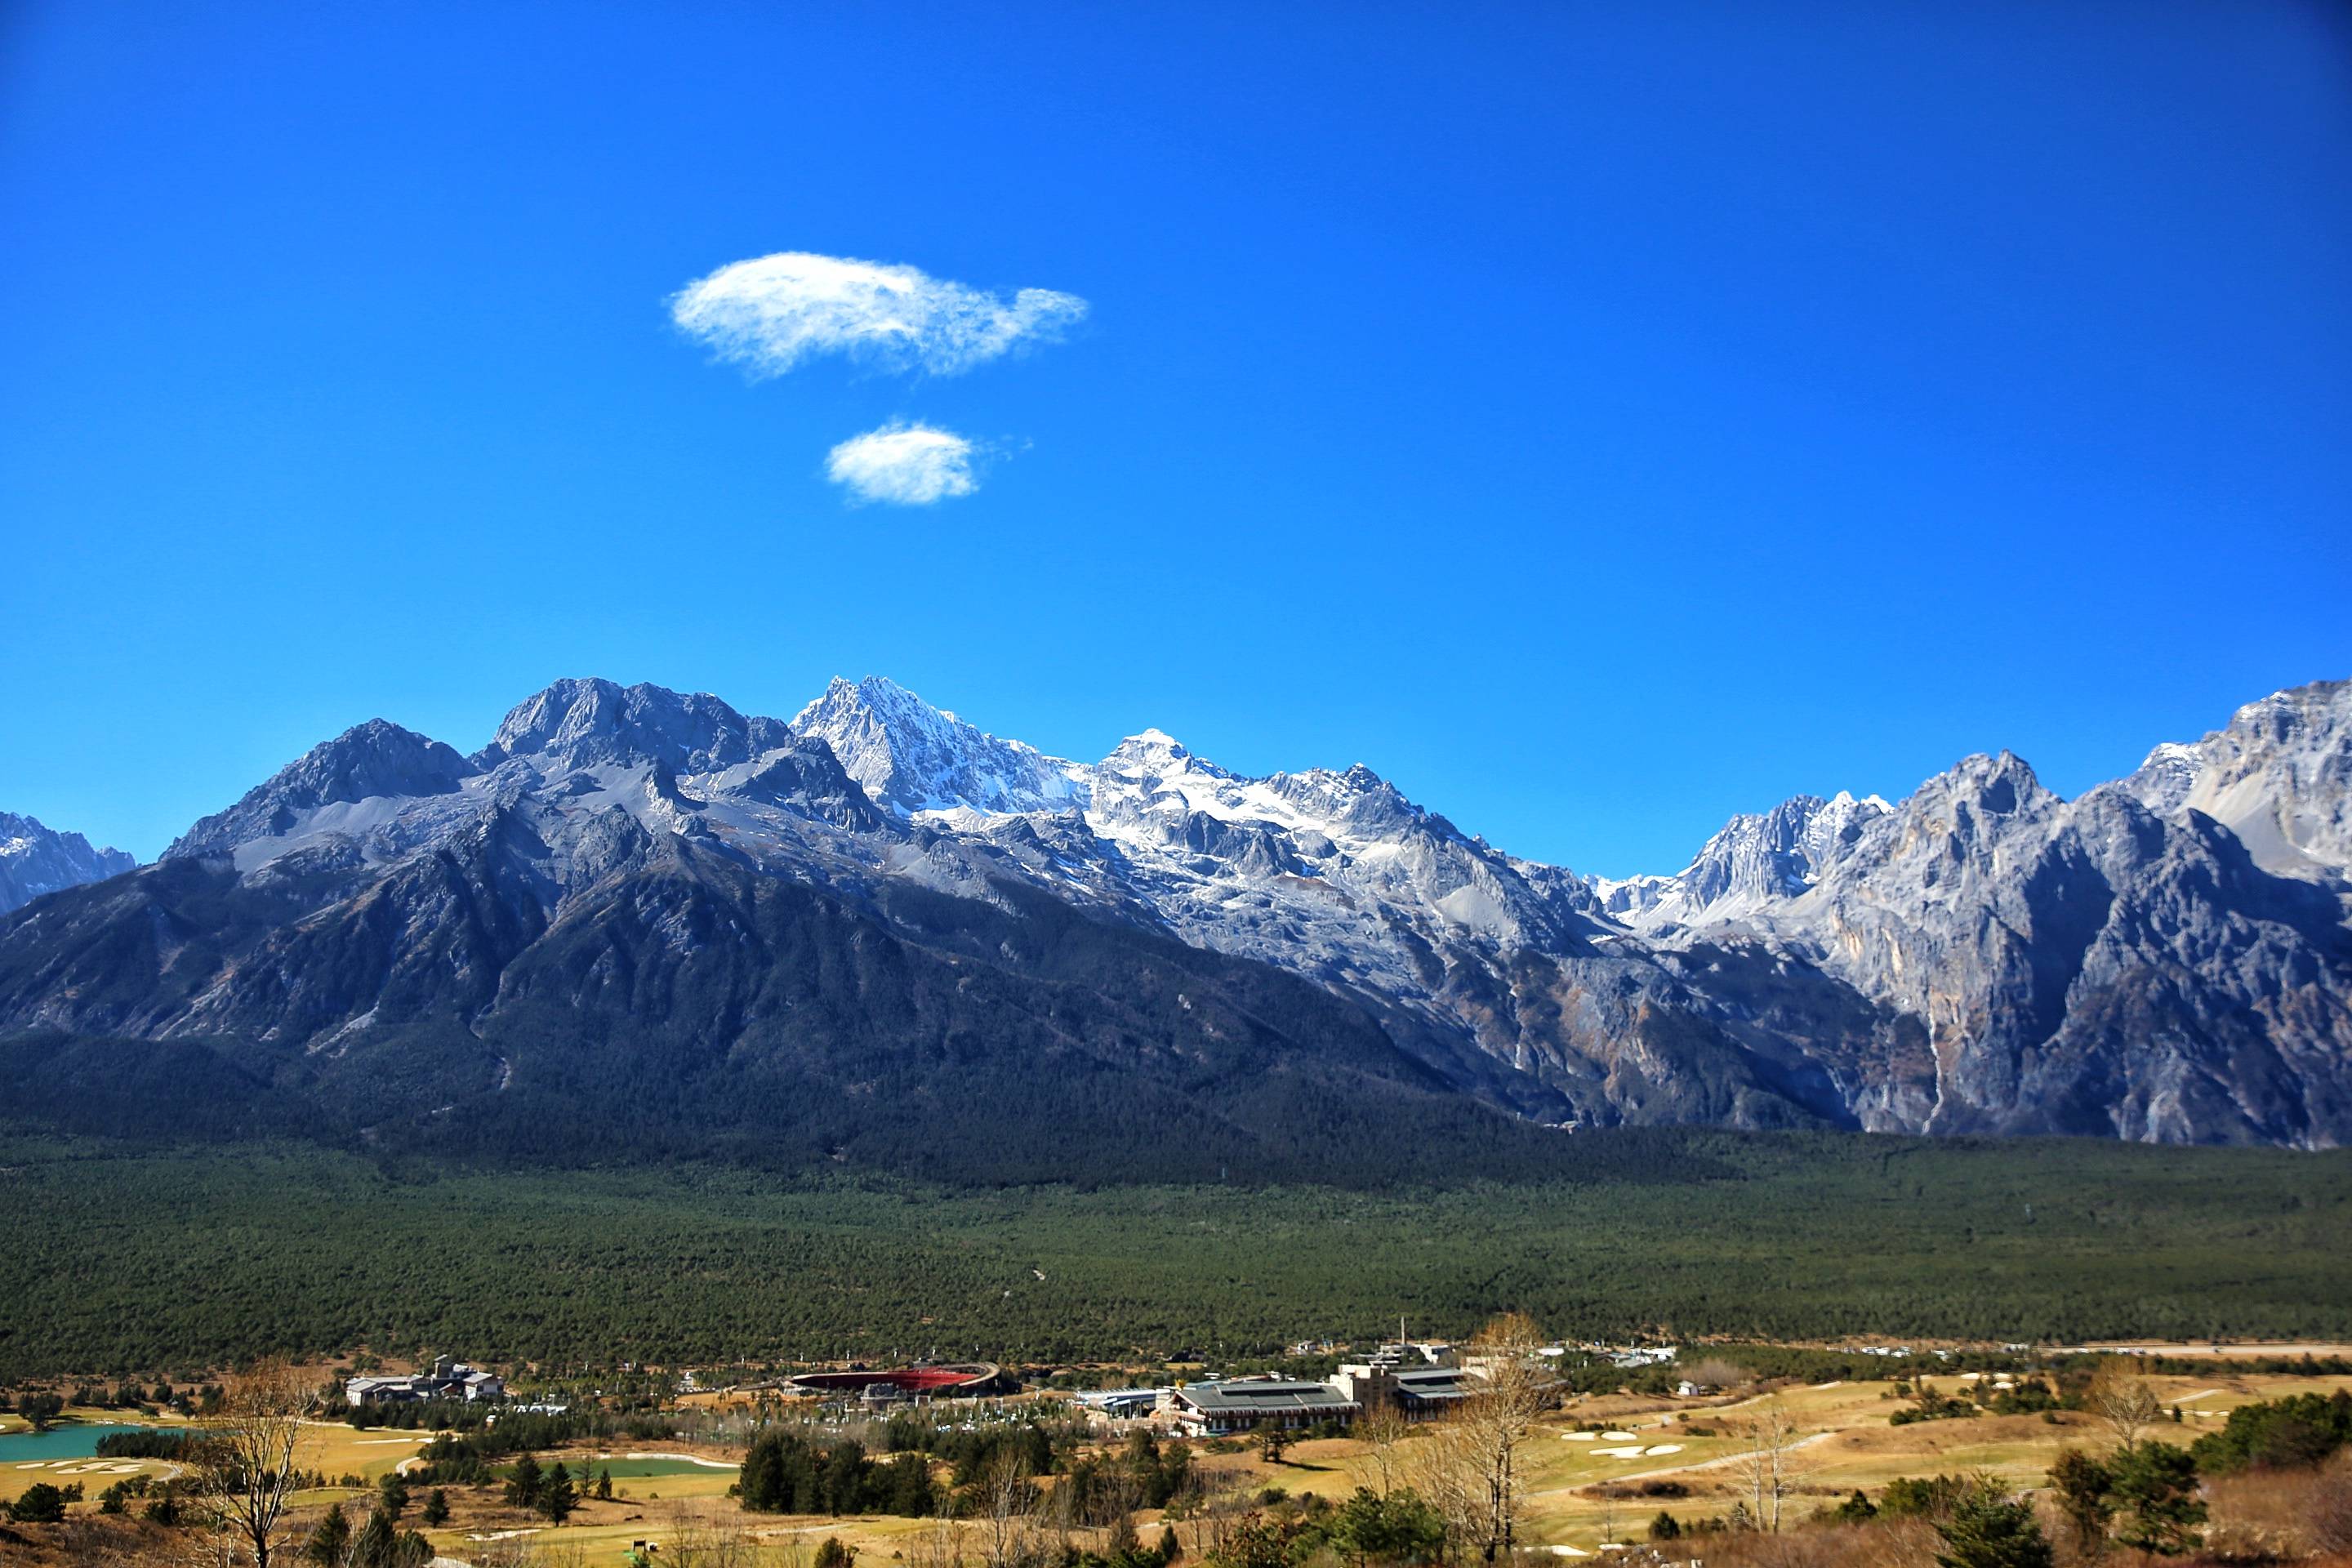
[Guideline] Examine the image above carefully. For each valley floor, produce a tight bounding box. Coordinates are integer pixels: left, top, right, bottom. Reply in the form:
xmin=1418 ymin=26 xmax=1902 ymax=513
xmin=10 ymin=1370 xmax=2352 ymax=1564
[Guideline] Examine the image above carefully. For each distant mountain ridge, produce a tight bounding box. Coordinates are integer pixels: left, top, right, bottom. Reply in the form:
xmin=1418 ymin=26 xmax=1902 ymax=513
xmin=2 ymin=673 xmax=2346 ymax=1165
xmin=0 ymin=812 xmax=135 ymax=916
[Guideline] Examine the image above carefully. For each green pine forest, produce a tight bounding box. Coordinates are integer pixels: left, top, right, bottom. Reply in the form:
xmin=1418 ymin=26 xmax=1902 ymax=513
xmin=1 ymin=1127 xmax=2346 ymax=1381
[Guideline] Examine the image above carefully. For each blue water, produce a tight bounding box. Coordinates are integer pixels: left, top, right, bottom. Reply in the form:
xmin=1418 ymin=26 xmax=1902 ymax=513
xmin=0 ymin=1423 xmax=184 ymax=1462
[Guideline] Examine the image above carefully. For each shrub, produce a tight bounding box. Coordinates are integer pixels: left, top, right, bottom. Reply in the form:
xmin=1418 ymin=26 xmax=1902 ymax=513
xmin=9 ymin=1483 xmax=68 ymax=1524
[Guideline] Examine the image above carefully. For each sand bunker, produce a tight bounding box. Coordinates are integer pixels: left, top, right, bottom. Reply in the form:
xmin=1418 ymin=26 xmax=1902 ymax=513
xmin=1593 ymin=1446 xmax=1646 ymax=1458
xmin=1644 ymin=1444 xmax=1684 ymax=1455
xmin=1564 ymin=1432 xmax=1597 ymax=1441
xmin=1601 ymin=1430 xmax=1637 ymax=1440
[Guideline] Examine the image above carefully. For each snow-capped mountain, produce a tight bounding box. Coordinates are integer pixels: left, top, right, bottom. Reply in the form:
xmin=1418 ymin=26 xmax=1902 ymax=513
xmin=2115 ymin=679 xmax=2352 ymax=882
xmin=1592 ymin=791 xmax=1891 ymax=933
xmin=1 ymin=672 xmax=2346 ymax=1155
xmin=793 ymin=676 xmax=1086 ymax=817
xmin=0 ymin=812 xmax=136 ymax=915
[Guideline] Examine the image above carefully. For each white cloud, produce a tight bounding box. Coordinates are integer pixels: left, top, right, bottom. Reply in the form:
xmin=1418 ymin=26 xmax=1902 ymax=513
xmin=671 ymin=252 xmax=1087 ymax=377
xmin=825 ymin=421 xmax=982 ymax=506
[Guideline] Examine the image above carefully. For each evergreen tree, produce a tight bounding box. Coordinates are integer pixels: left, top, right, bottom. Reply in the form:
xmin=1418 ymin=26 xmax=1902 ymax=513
xmin=815 ymin=1535 xmax=858 ymax=1568
xmin=2109 ymin=1443 xmax=2205 ymax=1556
xmin=596 ymin=1467 xmax=614 ymax=1501
xmin=2047 ymin=1450 xmax=2115 ymax=1552
xmin=1933 ymin=1487 xmax=2054 ymax=1568
xmin=352 ymin=1508 xmax=399 ymax=1568
xmin=1835 ymin=1490 xmax=1879 ymax=1525
xmin=1325 ymin=1486 xmax=1447 ymax=1567
xmin=541 ymin=1460 xmax=577 ymax=1524
xmin=421 ymin=1488 xmax=450 ymax=1526
xmin=305 ymin=1501 xmax=353 ymax=1564
xmin=1650 ymin=1512 xmax=1682 ymax=1542
xmin=506 ymin=1453 xmax=545 ymax=1510
xmin=1255 ymin=1420 xmax=1288 ymax=1465
xmin=378 ymin=1468 xmax=411 ymax=1521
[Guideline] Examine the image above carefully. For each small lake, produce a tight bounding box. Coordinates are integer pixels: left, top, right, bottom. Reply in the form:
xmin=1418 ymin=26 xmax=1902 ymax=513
xmin=0 ymin=1423 xmax=185 ymax=1463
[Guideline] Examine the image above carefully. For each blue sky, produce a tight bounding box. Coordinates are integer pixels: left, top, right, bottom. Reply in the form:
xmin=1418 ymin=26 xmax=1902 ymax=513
xmin=3 ymin=2 xmax=2347 ymax=875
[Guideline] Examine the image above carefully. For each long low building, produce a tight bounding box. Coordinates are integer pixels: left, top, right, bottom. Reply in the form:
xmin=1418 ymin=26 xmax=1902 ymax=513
xmin=779 ymin=1363 xmax=1002 ymax=1403
xmin=1074 ymin=1387 xmax=1169 ymax=1418
xmin=1162 ymin=1378 xmax=1361 ymax=1437
xmin=1331 ymin=1362 xmax=1478 ymax=1420
xmin=345 ymin=1356 xmax=504 ymax=1406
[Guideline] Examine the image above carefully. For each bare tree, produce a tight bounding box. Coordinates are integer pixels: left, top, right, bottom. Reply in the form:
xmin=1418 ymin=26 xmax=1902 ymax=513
xmin=980 ymin=1446 xmax=1043 ymax=1568
xmin=1686 ymin=1358 xmax=1749 ymax=1393
xmin=1728 ymin=1399 xmax=1815 ymax=1534
xmin=1408 ymin=1312 xmax=1553 ymax=1563
xmin=2087 ymin=1360 xmax=2162 ymax=1451
xmin=1358 ymin=1406 xmax=1410 ymax=1499
xmin=665 ymin=1504 xmax=757 ymax=1568
xmin=2309 ymin=1455 xmax=2352 ymax=1556
xmin=906 ymin=1510 xmax=970 ymax=1568
xmin=191 ymin=1358 xmax=310 ymax=1568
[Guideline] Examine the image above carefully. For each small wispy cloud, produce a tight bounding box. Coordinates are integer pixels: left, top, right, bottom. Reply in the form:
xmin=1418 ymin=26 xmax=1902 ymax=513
xmin=671 ymin=252 xmax=1087 ymax=378
xmin=826 ymin=421 xmax=982 ymax=506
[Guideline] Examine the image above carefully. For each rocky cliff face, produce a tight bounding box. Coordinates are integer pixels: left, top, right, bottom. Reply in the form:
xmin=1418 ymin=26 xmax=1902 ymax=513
xmin=2117 ymin=680 xmax=2352 ymax=882
xmin=0 ymin=812 xmax=136 ymax=915
xmin=1734 ymin=751 xmax=2352 ymax=1145
xmin=2 ymin=673 xmax=2345 ymax=1154
xmin=1592 ymin=791 xmax=1891 ymax=933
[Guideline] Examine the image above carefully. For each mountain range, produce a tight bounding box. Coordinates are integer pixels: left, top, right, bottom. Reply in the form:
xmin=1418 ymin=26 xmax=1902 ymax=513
xmin=2 ymin=674 xmax=2345 ymax=1173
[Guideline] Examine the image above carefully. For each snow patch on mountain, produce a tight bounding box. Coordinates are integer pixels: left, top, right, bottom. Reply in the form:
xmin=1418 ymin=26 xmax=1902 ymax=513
xmin=0 ymin=812 xmax=137 ymax=916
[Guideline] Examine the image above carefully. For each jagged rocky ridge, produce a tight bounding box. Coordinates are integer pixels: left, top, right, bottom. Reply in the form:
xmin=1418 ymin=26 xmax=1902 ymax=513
xmin=2 ymin=674 xmax=2346 ymax=1161
xmin=0 ymin=812 xmax=136 ymax=917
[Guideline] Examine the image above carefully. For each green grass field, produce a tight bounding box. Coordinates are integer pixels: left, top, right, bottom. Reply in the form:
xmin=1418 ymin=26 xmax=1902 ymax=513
xmin=2 ymin=1129 xmax=2347 ymax=1379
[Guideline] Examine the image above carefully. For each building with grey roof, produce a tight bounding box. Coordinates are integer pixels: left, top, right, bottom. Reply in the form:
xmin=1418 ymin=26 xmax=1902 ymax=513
xmin=1162 ymin=1378 xmax=1361 ymax=1437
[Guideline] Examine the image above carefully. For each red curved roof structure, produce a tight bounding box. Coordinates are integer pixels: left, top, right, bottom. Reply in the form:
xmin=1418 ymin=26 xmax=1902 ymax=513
xmin=783 ymin=1363 xmax=1000 ymax=1396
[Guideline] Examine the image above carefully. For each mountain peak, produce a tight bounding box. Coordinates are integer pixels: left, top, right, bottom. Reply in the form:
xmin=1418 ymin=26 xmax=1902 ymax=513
xmin=1101 ymin=728 xmax=1196 ymax=773
xmin=792 ymin=676 xmax=1086 ymax=817
xmin=168 ymin=719 xmax=479 ymax=860
xmin=2117 ymin=675 xmax=2352 ymax=880
xmin=479 ymin=678 xmax=786 ymax=777
xmin=1609 ymin=786 xmax=1892 ymax=930
xmin=0 ymin=811 xmax=137 ymax=915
